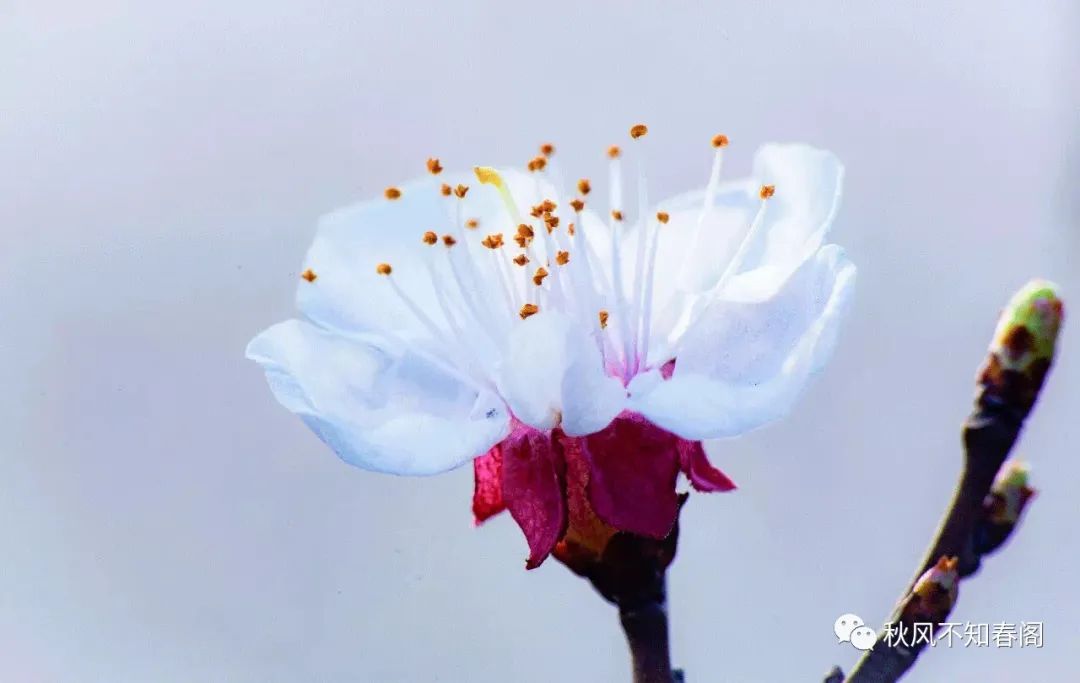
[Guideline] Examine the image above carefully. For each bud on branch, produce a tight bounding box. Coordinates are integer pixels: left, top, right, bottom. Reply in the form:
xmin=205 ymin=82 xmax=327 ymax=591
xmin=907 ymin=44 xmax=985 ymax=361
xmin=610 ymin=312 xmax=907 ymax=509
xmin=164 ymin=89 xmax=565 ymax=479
xmin=837 ymin=281 xmax=1062 ymax=683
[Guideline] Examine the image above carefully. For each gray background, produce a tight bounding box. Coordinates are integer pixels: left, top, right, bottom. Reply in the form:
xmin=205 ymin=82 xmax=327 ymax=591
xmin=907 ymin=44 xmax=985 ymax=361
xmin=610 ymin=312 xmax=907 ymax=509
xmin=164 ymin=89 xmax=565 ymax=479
xmin=3 ymin=1 xmax=1077 ymax=681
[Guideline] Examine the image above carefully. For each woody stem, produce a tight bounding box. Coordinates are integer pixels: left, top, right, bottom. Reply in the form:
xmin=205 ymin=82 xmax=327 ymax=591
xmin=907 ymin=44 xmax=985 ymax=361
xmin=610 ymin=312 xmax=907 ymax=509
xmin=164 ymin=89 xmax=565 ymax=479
xmin=619 ymin=583 xmax=675 ymax=683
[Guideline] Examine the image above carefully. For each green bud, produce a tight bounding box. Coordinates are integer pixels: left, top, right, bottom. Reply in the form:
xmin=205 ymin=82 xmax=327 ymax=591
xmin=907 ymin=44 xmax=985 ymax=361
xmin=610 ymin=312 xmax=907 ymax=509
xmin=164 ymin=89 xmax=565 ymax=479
xmin=988 ymin=460 xmax=1035 ymax=524
xmin=977 ymin=280 xmax=1064 ymax=415
xmin=974 ymin=460 xmax=1036 ymax=555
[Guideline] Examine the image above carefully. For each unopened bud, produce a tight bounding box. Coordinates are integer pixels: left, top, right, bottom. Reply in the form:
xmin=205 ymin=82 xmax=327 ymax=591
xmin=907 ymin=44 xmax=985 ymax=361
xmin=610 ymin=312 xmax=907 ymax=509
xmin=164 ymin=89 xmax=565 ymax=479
xmin=974 ymin=460 xmax=1036 ymax=555
xmin=901 ymin=556 xmax=959 ymax=625
xmin=977 ymin=280 xmax=1063 ymax=416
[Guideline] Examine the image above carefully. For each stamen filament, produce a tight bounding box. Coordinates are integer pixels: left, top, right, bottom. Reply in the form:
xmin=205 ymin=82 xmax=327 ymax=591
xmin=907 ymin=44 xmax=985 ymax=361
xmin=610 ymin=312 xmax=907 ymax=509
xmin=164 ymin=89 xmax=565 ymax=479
xmin=382 ymin=273 xmax=474 ymax=373
xmin=490 ymin=247 xmax=522 ymax=316
xmin=715 ymin=189 xmax=772 ymax=291
xmin=681 ymin=143 xmax=726 ymax=285
xmin=607 ymin=208 xmax=632 ymax=379
xmin=630 ymin=130 xmax=650 ymax=373
xmin=638 ymin=211 xmax=665 ymax=371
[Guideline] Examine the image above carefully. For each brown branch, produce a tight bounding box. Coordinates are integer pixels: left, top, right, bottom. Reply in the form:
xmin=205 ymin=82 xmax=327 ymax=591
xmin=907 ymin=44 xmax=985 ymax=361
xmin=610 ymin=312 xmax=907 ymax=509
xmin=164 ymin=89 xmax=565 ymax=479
xmin=832 ymin=280 xmax=1061 ymax=683
xmin=620 ymin=591 xmax=675 ymax=683
xmin=840 ymin=412 xmax=1020 ymax=682
xmin=823 ymin=665 xmax=845 ymax=683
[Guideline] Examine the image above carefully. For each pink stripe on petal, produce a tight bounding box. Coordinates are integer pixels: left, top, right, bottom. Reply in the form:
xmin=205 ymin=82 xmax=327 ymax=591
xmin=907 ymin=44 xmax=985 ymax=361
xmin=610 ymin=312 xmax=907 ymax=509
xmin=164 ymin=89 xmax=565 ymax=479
xmin=579 ymin=413 xmax=681 ymax=539
xmin=501 ymin=426 xmax=568 ymax=569
xmin=678 ymin=440 xmax=737 ymax=493
xmin=659 ymin=358 xmax=677 ymax=379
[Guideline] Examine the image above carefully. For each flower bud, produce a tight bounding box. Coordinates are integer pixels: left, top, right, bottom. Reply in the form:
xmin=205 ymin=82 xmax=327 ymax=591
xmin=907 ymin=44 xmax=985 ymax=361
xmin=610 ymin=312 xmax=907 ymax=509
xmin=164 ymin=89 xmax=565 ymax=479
xmin=976 ymin=280 xmax=1063 ymax=417
xmin=973 ymin=460 xmax=1036 ymax=555
xmin=901 ymin=556 xmax=959 ymax=625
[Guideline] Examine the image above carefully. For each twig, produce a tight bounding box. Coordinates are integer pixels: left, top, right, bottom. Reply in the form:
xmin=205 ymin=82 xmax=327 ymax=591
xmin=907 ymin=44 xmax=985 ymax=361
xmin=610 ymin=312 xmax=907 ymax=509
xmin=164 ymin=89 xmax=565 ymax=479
xmin=841 ymin=413 xmax=1018 ymax=681
xmin=620 ymin=588 xmax=674 ymax=683
xmin=834 ymin=280 xmax=1062 ymax=683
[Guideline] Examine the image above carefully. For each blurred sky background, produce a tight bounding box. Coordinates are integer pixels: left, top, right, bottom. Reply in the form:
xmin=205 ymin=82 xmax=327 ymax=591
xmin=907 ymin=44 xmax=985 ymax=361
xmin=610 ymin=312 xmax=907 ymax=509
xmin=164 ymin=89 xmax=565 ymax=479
xmin=2 ymin=2 xmax=1078 ymax=681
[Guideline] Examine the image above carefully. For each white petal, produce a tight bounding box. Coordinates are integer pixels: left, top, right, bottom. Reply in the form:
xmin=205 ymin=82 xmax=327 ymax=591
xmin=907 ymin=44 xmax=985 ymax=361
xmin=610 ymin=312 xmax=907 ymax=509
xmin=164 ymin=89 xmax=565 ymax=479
xmin=630 ymin=245 xmax=855 ymax=439
xmin=297 ymin=168 xmax=549 ymax=344
xmin=643 ymin=180 xmax=759 ymax=362
xmin=655 ymin=179 xmax=760 ymax=294
xmin=721 ymin=144 xmax=844 ymax=302
xmin=246 ymin=320 xmax=510 ymax=475
xmin=497 ymin=311 xmax=625 ymax=435
xmin=643 ymin=144 xmax=843 ymax=361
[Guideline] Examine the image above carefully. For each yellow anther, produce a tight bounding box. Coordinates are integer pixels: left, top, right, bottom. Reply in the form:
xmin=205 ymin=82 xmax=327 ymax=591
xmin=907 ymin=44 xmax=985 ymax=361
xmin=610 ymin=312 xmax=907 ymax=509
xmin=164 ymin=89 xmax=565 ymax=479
xmin=555 ymin=250 xmax=570 ymax=266
xmin=607 ymin=145 xmax=621 ymax=159
xmin=465 ymin=218 xmax=479 ymax=229
xmin=528 ymin=155 xmax=547 ymax=172
xmin=384 ymin=187 xmax=402 ymax=200
xmin=301 ymin=268 xmax=317 ymax=283
xmin=611 ymin=209 xmax=623 ymax=222
xmin=514 ymin=235 xmax=530 ymax=248
xmin=426 ymin=157 xmax=443 ymax=174
xmin=656 ymin=211 xmax=670 ymax=224
xmin=545 ymin=215 xmax=559 ymax=229
xmin=517 ymin=224 xmax=535 ymax=239
xmin=481 ymin=233 xmax=505 ymax=249
xmin=541 ymin=199 xmax=556 ymax=212
xmin=759 ymin=184 xmax=775 ymax=200
xmin=598 ymin=310 xmax=609 ymax=329
xmin=711 ymin=134 xmax=730 ymax=148
xmin=442 ymin=234 xmax=457 ymax=247
xmin=570 ymin=198 xmax=585 ymax=212
xmin=513 ymin=254 xmax=530 ymax=266
xmin=530 ymin=204 xmax=544 ymax=218
xmin=376 ymin=263 xmax=393 ymax=275
xmin=440 ymin=183 xmax=452 ymax=196
xmin=568 ymin=222 xmax=575 ymax=236
xmin=422 ymin=231 xmax=438 ymax=245
xmin=532 ymin=267 xmax=549 ymax=286
xmin=454 ymin=184 xmax=469 ymax=198
xmin=577 ymin=178 xmax=591 ymax=195
xmin=630 ymin=123 xmax=648 ymax=139
xmin=474 ymin=166 xmax=503 ymax=188
xmin=519 ymin=303 xmax=540 ymax=319
xmin=540 ymin=142 xmax=555 ymax=157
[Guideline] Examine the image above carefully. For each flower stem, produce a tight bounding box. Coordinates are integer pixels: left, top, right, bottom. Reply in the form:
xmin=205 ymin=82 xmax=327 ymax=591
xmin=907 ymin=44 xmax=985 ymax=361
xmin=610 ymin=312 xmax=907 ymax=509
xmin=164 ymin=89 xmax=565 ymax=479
xmin=619 ymin=589 xmax=674 ymax=683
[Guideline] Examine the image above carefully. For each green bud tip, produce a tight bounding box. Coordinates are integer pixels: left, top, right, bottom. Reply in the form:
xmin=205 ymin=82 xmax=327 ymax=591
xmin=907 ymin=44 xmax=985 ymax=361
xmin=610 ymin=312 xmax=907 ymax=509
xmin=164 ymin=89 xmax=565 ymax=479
xmin=991 ymin=279 xmax=1064 ymax=371
xmin=988 ymin=460 xmax=1035 ymax=524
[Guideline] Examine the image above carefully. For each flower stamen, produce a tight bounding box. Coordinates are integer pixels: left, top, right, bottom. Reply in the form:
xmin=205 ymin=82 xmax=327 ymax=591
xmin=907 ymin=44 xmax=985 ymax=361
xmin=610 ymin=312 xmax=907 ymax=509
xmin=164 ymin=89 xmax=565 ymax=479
xmin=630 ymin=124 xmax=651 ymax=373
xmin=714 ymin=184 xmax=775 ymax=291
xmin=519 ymin=303 xmax=539 ymax=319
xmin=607 ymin=145 xmax=632 ymax=377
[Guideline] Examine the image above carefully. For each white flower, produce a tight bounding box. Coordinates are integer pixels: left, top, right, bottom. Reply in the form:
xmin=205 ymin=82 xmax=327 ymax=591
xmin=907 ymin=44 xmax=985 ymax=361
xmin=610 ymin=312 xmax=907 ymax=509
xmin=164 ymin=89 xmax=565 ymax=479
xmin=247 ymin=130 xmax=855 ymax=479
